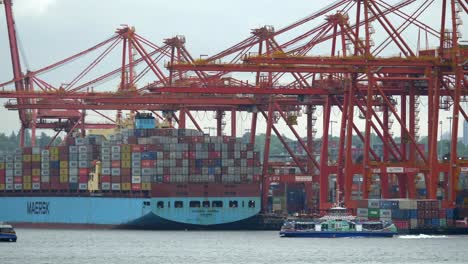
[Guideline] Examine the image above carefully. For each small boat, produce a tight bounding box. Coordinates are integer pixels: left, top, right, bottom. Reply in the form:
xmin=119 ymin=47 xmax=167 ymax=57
xmin=279 ymin=206 xmax=397 ymax=238
xmin=0 ymin=222 xmax=17 ymax=242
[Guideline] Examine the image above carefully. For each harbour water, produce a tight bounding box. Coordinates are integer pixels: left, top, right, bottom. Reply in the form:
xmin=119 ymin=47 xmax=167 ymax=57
xmin=1 ymin=228 xmax=467 ymax=264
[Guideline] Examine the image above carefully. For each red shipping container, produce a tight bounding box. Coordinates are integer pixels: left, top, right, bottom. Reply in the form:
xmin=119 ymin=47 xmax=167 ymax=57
xmin=0 ymin=176 xmax=5 ymax=184
xmin=163 ymin=152 xmax=170 ymax=159
xmin=101 ymin=175 xmax=111 ymax=182
xmin=111 ymin=176 xmax=121 ymax=183
xmin=163 ymin=175 xmax=170 ymax=183
xmin=112 ymin=161 xmax=121 ymax=168
xmin=121 ymin=175 xmax=131 ymax=182
xmin=131 ymin=183 xmax=141 ymax=191
xmin=182 ymin=152 xmax=189 ymax=159
xmin=23 ymin=163 xmax=32 ymax=170
xmin=51 ymin=177 xmax=60 ymax=185
xmin=247 ymin=159 xmax=254 ymax=166
xmin=240 ymin=151 xmax=247 ymax=159
xmin=0 ymin=170 xmax=5 ymax=177
xmin=32 ymin=162 xmax=41 ymax=168
xmin=79 ymin=175 xmax=88 ymax=183
xmin=32 ymin=176 xmax=41 ymax=182
xmin=132 ymin=145 xmax=142 ymax=152
xmin=14 ymin=176 xmax=22 ymax=183
xmin=121 ymin=168 xmax=131 ymax=176
xmin=59 ymin=153 xmax=69 ymax=160
xmin=146 ymin=144 xmax=157 ymax=151
xmin=189 ymin=152 xmax=196 ymax=159
xmin=141 ymin=160 xmax=155 ymax=168
xmin=79 ymin=168 xmax=89 ymax=176
xmin=209 ymin=152 xmax=220 ymax=159
xmin=23 ymin=147 xmax=32 ymax=154
xmin=254 ymin=175 xmax=261 ymax=182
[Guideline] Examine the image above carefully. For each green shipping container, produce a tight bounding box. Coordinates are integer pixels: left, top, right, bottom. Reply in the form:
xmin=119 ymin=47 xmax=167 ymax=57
xmin=368 ymin=208 xmax=380 ymax=218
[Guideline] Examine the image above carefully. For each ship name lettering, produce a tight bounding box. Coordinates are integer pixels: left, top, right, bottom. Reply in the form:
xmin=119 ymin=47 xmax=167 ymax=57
xmin=27 ymin=201 xmax=50 ymax=215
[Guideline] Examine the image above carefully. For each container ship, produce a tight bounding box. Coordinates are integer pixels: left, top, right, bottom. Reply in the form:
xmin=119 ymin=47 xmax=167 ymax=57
xmin=0 ymin=114 xmax=266 ymax=229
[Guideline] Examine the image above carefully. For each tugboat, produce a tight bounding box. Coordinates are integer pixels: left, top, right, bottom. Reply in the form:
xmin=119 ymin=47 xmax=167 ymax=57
xmin=0 ymin=222 xmax=17 ymax=242
xmin=279 ymin=189 xmax=397 ymax=238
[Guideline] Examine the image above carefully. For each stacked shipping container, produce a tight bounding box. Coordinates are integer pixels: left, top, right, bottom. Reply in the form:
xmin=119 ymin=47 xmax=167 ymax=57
xmin=356 ymin=199 xmax=455 ymax=231
xmin=0 ymin=128 xmax=261 ymax=193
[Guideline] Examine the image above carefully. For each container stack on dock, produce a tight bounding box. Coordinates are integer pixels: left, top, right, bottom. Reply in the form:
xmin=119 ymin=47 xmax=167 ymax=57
xmin=356 ymin=199 xmax=455 ymax=232
xmin=0 ymin=128 xmax=261 ymax=193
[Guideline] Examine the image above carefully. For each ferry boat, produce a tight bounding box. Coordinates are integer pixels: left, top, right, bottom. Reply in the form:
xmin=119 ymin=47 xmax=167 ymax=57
xmin=279 ymin=206 xmax=397 ymax=238
xmin=0 ymin=222 xmax=17 ymax=242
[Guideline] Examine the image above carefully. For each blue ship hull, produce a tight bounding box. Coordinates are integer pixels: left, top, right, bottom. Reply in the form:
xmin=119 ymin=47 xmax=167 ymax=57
xmin=0 ymin=233 xmax=17 ymax=242
xmin=0 ymin=196 xmax=261 ymax=229
xmin=279 ymin=231 xmax=397 ymax=238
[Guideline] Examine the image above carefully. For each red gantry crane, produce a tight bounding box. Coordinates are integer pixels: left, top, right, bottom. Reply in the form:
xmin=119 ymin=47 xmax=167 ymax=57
xmin=1 ymin=0 xmax=467 ymax=212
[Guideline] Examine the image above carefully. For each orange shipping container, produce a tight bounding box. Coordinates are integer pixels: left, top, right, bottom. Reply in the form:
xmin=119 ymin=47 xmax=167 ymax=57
xmin=122 ymin=183 xmax=131 ymax=191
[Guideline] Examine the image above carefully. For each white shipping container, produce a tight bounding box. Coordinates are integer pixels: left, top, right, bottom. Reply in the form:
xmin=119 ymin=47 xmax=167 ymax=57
xmin=101 ymin=182 xmax=110 ymax=190
xmin=75 ymin=138 xmax=85 ymax=146
xmin=32 ymin=147 xmax=41 ymax=155
xmin=14 ymin=183 xmax=22 ymax=190
xmin=78 ymin=161 xmax=89 ymax=168
xmin=32 ymin=183 xmax=40 ymax=190
xmin=357 ymin=208 xmax=369 ymax=217
xmin=111 ymin=183 xmax=121 ymax=191
xmin=78 ymin=146 xmax=88 ymax=153
xmin=131 ymin=176 xmax=142 ymax=184
xmin=111 ymin=168 xmax=121 ymax=176
xmin=41 ymin=163 xmax=50 ymax=169
xmin=6 ymin=163 xmax=14 ymax=170
xmin=69 ymin=168 xmax=79 ymax=176
xmin=111 ymin=153 xmax=121 ymax=160
xmin=380 ymin=209 xmax=392 ymax=218
xmin=6 ymin=183 xmax=14 ymax=190
xmin=41 ymin=176 xmax=50 ymax=182
xmin=69 ymin=176 xmax=78 ymax=183
xmin=79 ymin=183 xmax=88 ymax=190
xmin=79 ymin=153 xmax=89 ymax=160
xmin=6 ymin=170 xmax=14 ymax=177
xmin=5 ymin=176 xmax=14 ymax=184
xmin=69 ymin=161 xmax=79 ymax=168
xmin=368 ymin=199 xmax=380 ymax=209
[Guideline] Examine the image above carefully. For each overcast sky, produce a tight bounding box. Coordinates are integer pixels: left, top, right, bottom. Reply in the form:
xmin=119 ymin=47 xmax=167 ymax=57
xmin=0 ymin=0 xmax=467 ymax=141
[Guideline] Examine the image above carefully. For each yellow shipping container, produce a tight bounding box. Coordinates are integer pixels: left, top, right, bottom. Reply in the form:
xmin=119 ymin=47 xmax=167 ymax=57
xmin=60 ymin=161 xmax=68 ymax=168
xmin=0 ymin=163 xmax=4 ymax=170
xmin=50 ymin=154 xmax=59 ymax=161
xmin=122 ymin=183 xmax=131 ymax=191
xmin=121 ymin=160 xmax=131 ymax=168
xmin=32 ymin=169 xmax=41 ymax=176
xmin=60 ymin=175 xmax=68 ymax=183
xmin=142 ymin=183 xmax=151 ymax=190
xmin=23 ymin=182 xmax=32 ymax=190
xmin=0 ymin=184 xmax=4 ymax=190
xmin=121 ymin=144 xmax=131 ymax=153
xmin=50 ymin=147 xmax=59 ymax=155
xmin=60 ymin=169 xmax=68 ymax=176
xmin=121 ymin=153 xmax=131 ymax=161
xmin=23 ymin=176 xmax=31 ymax=183
xmin=32 ymin=154 xmax=41 ymax=162
xmin=23 ymin=155 xmax=32 ymax=162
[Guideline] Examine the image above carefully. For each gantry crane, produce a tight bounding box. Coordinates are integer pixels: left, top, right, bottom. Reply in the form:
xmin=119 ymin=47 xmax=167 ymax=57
xmin=1 ymin=0 xmax=467 ymax=212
